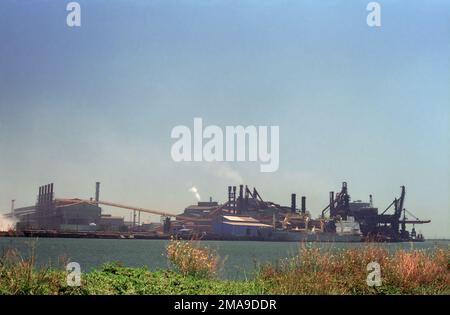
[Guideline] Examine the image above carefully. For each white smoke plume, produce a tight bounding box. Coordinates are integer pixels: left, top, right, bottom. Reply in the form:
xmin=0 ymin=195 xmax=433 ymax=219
xmin=213 ymin=164 xmax=244 ymax=184
xmin=0 ymin=214 xmax=16 ymax=231
xmin=189 ymin=186 xmax=201 ymax=201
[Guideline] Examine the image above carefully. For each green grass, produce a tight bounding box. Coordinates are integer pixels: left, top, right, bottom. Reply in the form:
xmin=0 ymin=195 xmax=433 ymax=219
xmin=0 ymin=261 xmax=264 ymax=295
xmin=67 ymin=263 xmax=265 ymax=295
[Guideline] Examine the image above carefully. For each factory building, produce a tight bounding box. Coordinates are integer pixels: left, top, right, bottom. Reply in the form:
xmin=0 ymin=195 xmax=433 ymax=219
xmin=10 ymin=183 xmax=125 ymax=232
xmin=99 ymin=214 xmax=126 ymax=231
xmin=14 ymin=200 xmax=102 ymax=231
xmin=57 ymin=201 xmax=101 ymax=225
xmin=212 ymin=215 xmax=273 ymax=237
xmin=183 ymin=200 xmax=219 ymax=217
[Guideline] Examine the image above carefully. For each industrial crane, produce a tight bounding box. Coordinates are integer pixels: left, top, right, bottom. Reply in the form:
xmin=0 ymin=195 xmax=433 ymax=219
xmin=320 ymin=184 xmax=430 ymax=241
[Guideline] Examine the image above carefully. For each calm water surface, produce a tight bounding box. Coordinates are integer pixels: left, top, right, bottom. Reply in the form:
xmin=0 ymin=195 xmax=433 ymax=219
xmin=0 ymin=238 xmax=448 ymax=280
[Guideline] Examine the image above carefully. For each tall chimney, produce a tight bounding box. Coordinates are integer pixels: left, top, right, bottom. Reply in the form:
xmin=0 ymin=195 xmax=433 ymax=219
xmin=329 ymin=191 xmax=335 ymax=216
xmin=44 ymin=185 xmax=48 ymax=204
xmin=228 ymin=186 xmax=232 ymax=203
xmin=49 ymin=184 xmax=52 ymax=203
xmin=238 ymin=185 xmax=244 ymax=214
xmin=232 ymin=186 xmax=237 ymax=213
xmin=50 ymin=183 xmax=54 ymax=202
xmin=301 ymin=196 xmax=306 ymax=214
xmin=95 ymin=182 xmax=100 ymax=202
xmin=244 ymin=185 xmax=249 ymax=211
xmin=38 ymin=186 xmax=42 ymax=205
xmin=291 ymin=194 xmax=296 ymax=213
xmin=11 ymin=199 xmax=15 ymax=215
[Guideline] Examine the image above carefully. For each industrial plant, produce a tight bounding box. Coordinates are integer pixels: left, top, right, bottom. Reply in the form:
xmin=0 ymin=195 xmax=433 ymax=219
xmin=1 ymin=182 xmax=430 ymax=242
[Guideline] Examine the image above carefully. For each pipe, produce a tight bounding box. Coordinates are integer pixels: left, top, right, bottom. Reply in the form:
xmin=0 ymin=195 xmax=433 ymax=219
xmin=301 ymin=196 xmax=306 ymax=214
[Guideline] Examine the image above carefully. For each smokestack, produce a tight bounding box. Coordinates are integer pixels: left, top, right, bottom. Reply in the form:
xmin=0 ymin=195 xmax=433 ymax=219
xmin=330 ymin=191 xmax=335 ymax=215
xmin=50 ymin=183 xmax=54 ymax=202
xmin=11 ymin=199 xmax=15 ymax=215
xmin=42 ymin=185 xmax=46 ymax=205
xmin=228 ymin=186 xmax=232 ymax=203
xmin=95 ymin=182 xmax=100 ymax=202
xmin=47 ymin=184 xmax=51 ymax=203
xmin=44 ymin=185 xmax=48 ymax=204
xmin=238 ymin=185 xmax=244 ymax=214
xmin=232 ymin=186 xmax=237 ymax=213
xmin=38 ymin=186 xmax=42 ymax=205
xmin=291 ymin=194 xmax=296 ymax=213
xmin=301 ymin=196 xmax=306 ymax=214
xmin=244 ymin=185 xmax=249 ymax=211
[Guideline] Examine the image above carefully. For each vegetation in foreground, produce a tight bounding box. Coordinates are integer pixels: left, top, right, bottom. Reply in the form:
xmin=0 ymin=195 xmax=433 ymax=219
xmin=0 ymin=240 xmax=448 ymax=295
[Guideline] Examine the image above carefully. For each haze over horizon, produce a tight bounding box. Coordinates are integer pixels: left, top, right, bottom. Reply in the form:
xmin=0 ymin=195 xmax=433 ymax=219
xmin=0 ymin=0 xmax=449 ymax=238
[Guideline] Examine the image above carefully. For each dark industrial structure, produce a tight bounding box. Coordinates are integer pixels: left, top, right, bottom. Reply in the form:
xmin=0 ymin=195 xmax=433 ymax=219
xmin=320 ymin=182 xmax=430 ymax=241
xmin=175 ymin=183 xmax=430 ymax=242
xmin=3 ymin=181 xmax=430 ymax=242
xmin=13 ymin=183 xmax=125 ymax=232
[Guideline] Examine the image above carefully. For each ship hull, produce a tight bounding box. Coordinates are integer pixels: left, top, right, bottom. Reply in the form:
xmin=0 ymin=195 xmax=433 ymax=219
xmin=271 ymin=230 xmax=362 ymax=242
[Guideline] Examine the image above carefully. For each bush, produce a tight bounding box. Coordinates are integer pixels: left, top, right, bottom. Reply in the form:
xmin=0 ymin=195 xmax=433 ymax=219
xmin=166 ymin=238 xmax=218 ymax=278
xmin=0 ymin=248 xmax=63 ymax=295
xmin=257 ymin=245 xmax=450 ymax=295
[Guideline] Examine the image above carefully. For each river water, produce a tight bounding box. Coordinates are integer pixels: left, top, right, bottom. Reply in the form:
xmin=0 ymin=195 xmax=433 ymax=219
xmin=0 ymin=238 xmax=448 ymax=280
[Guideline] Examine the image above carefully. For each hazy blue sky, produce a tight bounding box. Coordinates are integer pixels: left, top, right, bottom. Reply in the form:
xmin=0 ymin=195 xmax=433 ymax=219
xmin=0 ymin=0 xmax=449 ymax=237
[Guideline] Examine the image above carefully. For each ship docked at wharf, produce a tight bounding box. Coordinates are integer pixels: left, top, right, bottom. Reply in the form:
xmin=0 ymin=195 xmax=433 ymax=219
xmin=1 ymin=182 xmax=430 ymax=242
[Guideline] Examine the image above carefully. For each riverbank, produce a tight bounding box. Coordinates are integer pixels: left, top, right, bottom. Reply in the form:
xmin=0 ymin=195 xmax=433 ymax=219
xmin=0 ymin=240 xmax=448 ymax=295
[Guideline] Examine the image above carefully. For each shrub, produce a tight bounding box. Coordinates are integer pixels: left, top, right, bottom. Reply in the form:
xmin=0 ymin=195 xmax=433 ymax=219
xmin=166 ymin=238 xmax=218 ymax=278
xmin=257 ymin=245 xmax=450 ymax=295
xmin=0 ymin=247 xmax=63 ymax=295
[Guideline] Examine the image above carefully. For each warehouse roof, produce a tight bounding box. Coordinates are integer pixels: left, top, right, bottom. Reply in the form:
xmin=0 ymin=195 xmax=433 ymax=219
xmin=222 ymin=215 xmax=260 ymax=222
xmin=222 ymin=221 xmax=272 ymax=228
